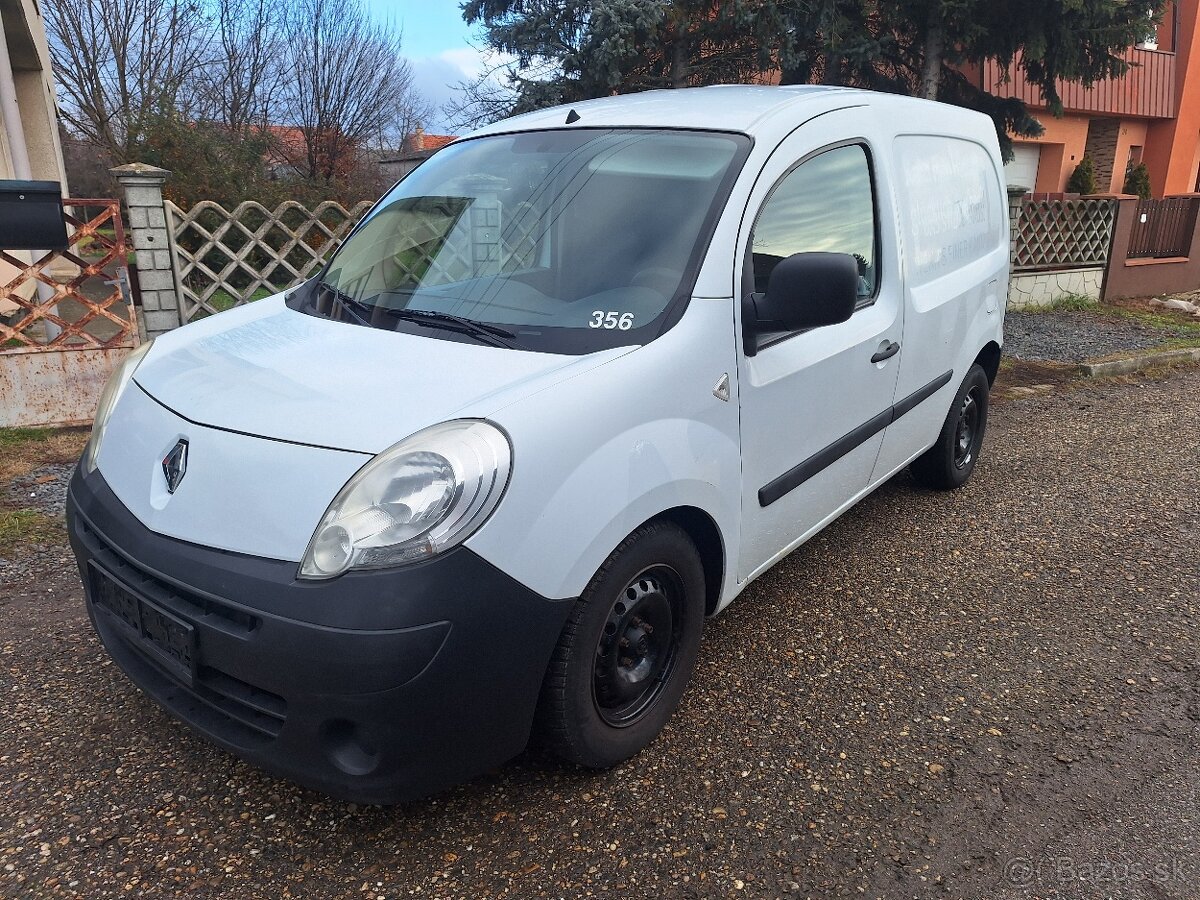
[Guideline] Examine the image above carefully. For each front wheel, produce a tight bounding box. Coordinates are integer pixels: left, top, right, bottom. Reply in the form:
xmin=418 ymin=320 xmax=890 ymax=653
xmin=535 ymin=521 xmax=706 ymax=769
xmin=910 ymin=364 xmax=990 ymax=490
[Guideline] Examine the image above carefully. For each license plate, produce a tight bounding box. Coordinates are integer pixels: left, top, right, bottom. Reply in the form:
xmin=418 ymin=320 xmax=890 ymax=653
xmin=90 ymin=563 xmax=196 ymax=685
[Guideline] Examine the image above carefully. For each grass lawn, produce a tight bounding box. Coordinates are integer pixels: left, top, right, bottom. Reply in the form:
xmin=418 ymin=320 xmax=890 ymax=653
xmin=0 ymin=426 xmax=89 ymax=547
xmin=0 ymin=426 xmax=89 ymax=485
xmin=1107 ymin=298 xmax=1200 ymax=352
xmin=1108 ymin=303 xmax=1200 ymax=336
xmin=206 ymin=286 xmax=275 ymax=313
xmin=1020 ymin=292 xmax=1100 ymax=313
xmin=75 ymin=225 xmax=135 ymax=263
xmin=0 ymin=507 xmax=61 ymax=544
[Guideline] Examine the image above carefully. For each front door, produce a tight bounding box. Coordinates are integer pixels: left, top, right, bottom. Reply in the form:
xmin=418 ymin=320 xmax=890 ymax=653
xmin=736 ymin=111 xmax=904 ymax=582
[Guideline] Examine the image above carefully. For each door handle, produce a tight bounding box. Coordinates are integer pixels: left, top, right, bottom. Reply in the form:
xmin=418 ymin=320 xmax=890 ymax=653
xmin=871 ymin=341 xmax=901 ymax=364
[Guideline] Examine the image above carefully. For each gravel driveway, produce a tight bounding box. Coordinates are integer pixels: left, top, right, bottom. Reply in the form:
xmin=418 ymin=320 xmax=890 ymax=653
xmin=1003 ymin=310 xmax=1191 ymax=363
xmin=2 ymin=372 xmax=1199 ymax=899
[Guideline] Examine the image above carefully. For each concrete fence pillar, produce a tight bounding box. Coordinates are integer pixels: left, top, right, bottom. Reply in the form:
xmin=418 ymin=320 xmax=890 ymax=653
xmin=109 ymin=163 xmax=184 ymax=340
xmin=1007 ymin=186 xmax=1028 ymax=264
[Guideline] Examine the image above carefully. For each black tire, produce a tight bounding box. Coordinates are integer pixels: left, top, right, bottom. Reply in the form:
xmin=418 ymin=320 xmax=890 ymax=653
xmin=910 ymin=363 xmax=990 ymax=490
xmin=535 ymin=521 xmax=706 ymax=769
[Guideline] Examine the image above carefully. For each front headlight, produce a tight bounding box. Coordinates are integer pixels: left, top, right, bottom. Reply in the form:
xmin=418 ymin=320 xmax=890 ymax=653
xmin=82 ymin=340 xmax=154 ymax=474
xmin=299 ymin=420 xmax=512 ymax=579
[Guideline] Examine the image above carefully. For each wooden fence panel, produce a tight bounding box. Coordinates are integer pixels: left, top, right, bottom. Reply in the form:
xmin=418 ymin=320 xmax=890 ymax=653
xmin=166 ymin=199 xmax=372 ymax=322
xmin=1127 ymin=197 xmax=1200 ymax=260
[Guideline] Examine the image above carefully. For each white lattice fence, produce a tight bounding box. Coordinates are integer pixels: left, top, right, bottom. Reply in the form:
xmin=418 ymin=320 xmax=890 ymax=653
xmin=166 ymin=199 xmax=372 ymax=321
xmin=1012 ymin=198 xmax=1118 ymax=272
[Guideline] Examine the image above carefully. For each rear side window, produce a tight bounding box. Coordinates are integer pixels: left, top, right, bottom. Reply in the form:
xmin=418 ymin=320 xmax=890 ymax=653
xmin=750 ymin=144 xmax=878 ymax=301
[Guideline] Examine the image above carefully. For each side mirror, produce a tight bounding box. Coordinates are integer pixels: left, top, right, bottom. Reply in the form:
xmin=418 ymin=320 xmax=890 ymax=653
xmin=743 ymin=252 xmax=860 ymax=354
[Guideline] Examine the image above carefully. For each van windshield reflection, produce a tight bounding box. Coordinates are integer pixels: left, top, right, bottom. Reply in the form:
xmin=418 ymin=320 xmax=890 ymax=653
xmin=290 ymin=129 xmax=749 ymax=354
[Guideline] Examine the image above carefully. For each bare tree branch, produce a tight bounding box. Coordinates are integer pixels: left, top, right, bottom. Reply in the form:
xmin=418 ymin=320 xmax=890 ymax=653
xmin=281 ymin=0 xmax=423 ymax=181
xmin=443 ymin=47 xmax=523 ymax=130
xmin=45 ymin=0 xmax=211 ymax=160
xmin=46 ymin=0 xmax=432 ymax=198
xmin=191 ymin=0 xmax=288 ymax=132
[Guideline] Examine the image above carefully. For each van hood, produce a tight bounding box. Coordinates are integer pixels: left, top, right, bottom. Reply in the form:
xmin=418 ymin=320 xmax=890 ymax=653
xmin=133 ymin=297 xmax=632 ymax=454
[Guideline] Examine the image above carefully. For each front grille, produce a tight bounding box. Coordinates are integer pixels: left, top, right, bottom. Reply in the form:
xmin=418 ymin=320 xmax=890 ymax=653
xmin=196 ymin=666 xmax=287 ymax=737
xmin=105 ymin=630 xmax=288 ymax=746
xmin=78 ymin=515 xmax=287 ymax=746
xmin=77 ymin=516 xmax=259 ymax=636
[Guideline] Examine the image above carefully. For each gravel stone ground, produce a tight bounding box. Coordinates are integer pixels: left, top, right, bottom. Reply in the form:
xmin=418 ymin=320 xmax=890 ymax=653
xmin=3 ymin=372 xmax=1200 ymax=899
xmin=5 ymin=464 xmax=74 ymax=518
xmin=1003 ymin=310 xmax=1190 ymax=363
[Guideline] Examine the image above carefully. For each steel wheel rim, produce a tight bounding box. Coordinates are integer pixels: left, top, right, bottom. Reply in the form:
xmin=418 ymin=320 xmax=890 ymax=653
xmin=592 ymin=565 xmax=684 ymax=728
xmin=954 ymin=389 xmax=981 ymax=469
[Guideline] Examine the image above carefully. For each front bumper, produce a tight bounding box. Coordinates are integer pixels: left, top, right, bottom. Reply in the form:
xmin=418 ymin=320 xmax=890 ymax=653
xmin=66 ymin=467 xmax=574 ymax=804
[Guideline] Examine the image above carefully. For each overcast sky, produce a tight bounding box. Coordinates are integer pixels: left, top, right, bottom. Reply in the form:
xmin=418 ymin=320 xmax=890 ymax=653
xmin=364 ymin=0 xmax=498 ymax=134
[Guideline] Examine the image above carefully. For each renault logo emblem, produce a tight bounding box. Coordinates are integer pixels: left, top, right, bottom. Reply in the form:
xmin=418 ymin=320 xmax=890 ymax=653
xmin=162 ymin=440 xmax=189 ymax=494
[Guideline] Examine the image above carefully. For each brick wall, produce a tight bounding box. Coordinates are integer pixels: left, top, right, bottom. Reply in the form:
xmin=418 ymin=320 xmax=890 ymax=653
xmin=1084 ymin=118 xmax=1122 ymax=192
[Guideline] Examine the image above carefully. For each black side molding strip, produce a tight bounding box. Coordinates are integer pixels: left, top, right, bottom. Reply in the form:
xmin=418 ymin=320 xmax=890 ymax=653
xmin=892 ymin=369 xmax=954 ymax=419
xmin=758 ymin=409 xmax=890 ymax=508
xmin=758 ymin=369 xmax=954 ymax=507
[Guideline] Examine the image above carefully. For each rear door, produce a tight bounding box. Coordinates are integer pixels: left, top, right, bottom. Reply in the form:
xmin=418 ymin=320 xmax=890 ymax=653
xmin=735 ymin=107 xmax=905 ymax=583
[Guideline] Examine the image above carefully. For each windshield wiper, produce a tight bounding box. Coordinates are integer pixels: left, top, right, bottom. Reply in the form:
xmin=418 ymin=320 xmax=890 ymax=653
xmin=317 ymin=282 xmax=374 ymax=327
xmin=385 ymin=308 xmax=520 ymax=349
xmin=316 ymin=283 xmax=522 ymax=348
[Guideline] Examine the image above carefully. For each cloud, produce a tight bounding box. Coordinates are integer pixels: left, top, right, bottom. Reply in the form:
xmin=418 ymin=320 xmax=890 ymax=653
xmin=410 ymin=47 xmax=517 ymax=133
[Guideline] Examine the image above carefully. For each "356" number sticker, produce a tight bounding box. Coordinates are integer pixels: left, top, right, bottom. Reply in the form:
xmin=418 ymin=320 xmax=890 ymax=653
xmin=589 ymin=311 xmax=635 ymax=330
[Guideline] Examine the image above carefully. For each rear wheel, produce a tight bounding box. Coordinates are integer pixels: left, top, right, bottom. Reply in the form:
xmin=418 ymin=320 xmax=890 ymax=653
xmin=911 ymin=364 xmax=990 ymax=490
xmin=535 ymin=521 xmax=706 ymax=768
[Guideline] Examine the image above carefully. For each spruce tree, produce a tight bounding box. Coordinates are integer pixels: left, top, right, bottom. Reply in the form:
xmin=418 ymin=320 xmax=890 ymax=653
xmin=1067 ymin=154 xmax=1098 ymax=195
xmin=1124 ymin=162 xmax=1153 ymax=200
xmin=460 ymin=0 xmax=1168 ymax=162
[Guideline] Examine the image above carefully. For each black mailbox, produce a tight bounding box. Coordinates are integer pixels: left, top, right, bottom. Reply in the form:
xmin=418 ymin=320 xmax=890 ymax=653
xmin=0 ymin=180 xmax=68 ymax=251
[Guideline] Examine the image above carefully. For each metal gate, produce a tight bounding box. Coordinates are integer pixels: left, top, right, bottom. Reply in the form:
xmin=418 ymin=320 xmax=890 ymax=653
xmin=1127 ymin=197 xmax=1200 ymax=260
xmin=0 ymin=199 xmax=138 ymax=427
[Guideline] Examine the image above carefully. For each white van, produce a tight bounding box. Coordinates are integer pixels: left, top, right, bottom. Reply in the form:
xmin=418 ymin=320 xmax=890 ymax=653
xmin=67 ymin=86 xmax=1008 ymax=803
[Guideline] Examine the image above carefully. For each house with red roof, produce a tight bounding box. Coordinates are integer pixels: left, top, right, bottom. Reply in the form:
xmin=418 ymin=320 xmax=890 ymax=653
xmin=378 ymin=128 xmax=457 ymax=182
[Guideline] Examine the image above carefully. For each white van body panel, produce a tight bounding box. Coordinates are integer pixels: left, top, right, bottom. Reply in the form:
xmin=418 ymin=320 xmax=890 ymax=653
xmin=464 ymin=296 xmax=741 ymax=602
xmin=95 ymin=382 xmax=370 ymax=560
xmin=873 ymin=117 xmax=1009 ymax=481
xmin=96 ymin=86 xmax=1007 ymax=613
xmin=731 ymin=106 xmax=904 ymax=584
xmin=135 ymin=296 xmax=632 ymax=455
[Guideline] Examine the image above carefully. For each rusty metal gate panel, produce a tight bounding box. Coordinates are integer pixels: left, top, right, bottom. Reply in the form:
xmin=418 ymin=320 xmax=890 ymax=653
xmin=0 ymin=199 xmax=139 ymax=428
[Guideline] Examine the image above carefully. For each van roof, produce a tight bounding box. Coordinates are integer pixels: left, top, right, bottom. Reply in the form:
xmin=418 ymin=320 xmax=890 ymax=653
xmin=469 ymin=85 xmax=900 ymax=138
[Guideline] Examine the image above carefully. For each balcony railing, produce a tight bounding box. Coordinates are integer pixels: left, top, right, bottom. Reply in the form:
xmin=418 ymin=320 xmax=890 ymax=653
xmin=980 ymin=48 xmax=1177 ymax=120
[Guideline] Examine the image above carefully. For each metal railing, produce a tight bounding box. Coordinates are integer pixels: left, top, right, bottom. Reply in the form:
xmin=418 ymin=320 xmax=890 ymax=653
xmin=0 ymin=198 xmax=136 ymax=351
xmin=0 ymin=198 xmax=139 ymax=427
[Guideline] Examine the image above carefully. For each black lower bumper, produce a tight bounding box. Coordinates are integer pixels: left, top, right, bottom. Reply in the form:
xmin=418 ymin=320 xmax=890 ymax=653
xmin=66 ymin=467 xmax=574 ymax=804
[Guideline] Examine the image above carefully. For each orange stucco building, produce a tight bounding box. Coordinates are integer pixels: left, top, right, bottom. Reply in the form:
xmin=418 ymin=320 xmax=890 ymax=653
xmin=967 ymin=1 xmax=1200 ymax=197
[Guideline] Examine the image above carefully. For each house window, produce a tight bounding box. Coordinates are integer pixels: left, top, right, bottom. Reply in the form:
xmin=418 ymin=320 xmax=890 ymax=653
xmin=1136 ymin=10 xmax=1161 ymax=50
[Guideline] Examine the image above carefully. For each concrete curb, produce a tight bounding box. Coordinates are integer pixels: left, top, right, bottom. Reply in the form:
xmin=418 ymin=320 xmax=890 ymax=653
xmin=1079 ymin=347 xmax=1200 ymax=377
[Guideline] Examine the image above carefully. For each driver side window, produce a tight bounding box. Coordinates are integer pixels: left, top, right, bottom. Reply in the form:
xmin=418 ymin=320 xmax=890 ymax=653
xmin=751 ymin=144 xmax=878 ymax=302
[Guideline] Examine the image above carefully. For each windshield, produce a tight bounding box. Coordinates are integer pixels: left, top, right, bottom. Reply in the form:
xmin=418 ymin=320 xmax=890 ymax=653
xmin=290 ymin=128 xmax=749 ymax=353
